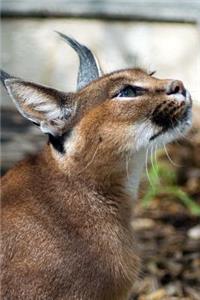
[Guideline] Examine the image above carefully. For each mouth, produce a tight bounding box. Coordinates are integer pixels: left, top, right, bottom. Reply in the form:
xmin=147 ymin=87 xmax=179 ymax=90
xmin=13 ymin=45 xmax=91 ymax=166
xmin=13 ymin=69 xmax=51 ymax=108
xmin=149 ymin=104 xmax=192 ymax=142
xmin=149 ymin=128 xmax=167 ymax=141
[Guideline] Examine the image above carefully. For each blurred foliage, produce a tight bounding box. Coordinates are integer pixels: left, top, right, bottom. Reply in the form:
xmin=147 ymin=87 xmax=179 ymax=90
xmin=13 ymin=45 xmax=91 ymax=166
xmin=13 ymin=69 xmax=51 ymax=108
xmin=142 ymin=161 xmax=200 ymax=216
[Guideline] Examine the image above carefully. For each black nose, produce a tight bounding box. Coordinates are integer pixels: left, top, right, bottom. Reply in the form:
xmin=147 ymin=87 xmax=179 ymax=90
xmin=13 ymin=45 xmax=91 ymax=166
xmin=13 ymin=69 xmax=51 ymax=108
xmin=167 ymin=80 xmax=186 ymax=97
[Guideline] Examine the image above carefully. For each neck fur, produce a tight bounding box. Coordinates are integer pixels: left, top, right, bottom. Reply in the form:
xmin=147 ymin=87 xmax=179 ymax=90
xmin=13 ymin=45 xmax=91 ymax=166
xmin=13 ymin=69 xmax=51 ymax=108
xmin=51 ymin=144 xmax=146 ymax=200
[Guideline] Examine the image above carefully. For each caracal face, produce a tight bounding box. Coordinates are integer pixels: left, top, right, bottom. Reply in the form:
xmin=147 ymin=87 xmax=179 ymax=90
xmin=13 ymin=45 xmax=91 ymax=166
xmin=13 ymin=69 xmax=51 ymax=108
xmin=1 ymin=34 xmax=192 ymax=179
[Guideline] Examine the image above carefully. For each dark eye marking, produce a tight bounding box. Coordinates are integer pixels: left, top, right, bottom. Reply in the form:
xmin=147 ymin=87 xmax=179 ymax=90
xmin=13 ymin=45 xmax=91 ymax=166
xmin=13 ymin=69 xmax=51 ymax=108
xmin=149 ymin=71 xmax=156 ymax=76
xmin=114 ymin=85 xmax=147 ymax=98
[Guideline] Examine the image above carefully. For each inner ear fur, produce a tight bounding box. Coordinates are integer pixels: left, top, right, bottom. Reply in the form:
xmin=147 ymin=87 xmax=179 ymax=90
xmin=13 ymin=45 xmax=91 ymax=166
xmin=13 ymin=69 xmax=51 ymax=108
xmin=3 ymin=77 xmax=75 ymax=136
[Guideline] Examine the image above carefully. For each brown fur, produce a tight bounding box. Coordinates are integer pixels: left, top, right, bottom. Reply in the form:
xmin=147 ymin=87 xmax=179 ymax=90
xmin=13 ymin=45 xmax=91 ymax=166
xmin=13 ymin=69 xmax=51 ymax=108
xmin=1 ymin=68 xmax=191 ymax=299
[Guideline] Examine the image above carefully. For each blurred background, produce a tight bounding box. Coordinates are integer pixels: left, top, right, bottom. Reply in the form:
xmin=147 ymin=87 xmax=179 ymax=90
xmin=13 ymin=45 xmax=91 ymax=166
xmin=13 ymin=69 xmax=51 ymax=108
xmin=1 ymin=0 xmax=200 ymax=299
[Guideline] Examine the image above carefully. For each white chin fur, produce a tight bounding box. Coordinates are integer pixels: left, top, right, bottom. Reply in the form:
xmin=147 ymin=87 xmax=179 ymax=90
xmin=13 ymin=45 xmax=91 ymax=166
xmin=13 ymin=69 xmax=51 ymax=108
xmin=150 ymin=114 xmax=192 ymax=148
xmin=134 ymin=109 xmax=192 ymax=150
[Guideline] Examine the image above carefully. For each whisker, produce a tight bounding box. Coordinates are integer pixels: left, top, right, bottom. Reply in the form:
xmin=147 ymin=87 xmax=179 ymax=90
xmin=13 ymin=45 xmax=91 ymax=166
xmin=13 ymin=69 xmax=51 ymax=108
xmin=125 ymin=152 xmax=130 ymax=181
xmin=78 ymin=144 xmax=99 ymax=174
xmin=150 ymin=145 xmax=158 ymax=179
xmin=154 ymin=143 xmax=160 ymax=176
xmin=145 ymin=147 xmax=155 ymax=190
xmin=163 ymin=143 xmax=181 ymax=167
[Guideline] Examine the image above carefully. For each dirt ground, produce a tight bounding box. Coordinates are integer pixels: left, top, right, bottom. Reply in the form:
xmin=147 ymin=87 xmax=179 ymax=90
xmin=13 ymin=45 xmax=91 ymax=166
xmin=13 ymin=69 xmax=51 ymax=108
xmin=131 ymin=107 xmax=200 ymax=300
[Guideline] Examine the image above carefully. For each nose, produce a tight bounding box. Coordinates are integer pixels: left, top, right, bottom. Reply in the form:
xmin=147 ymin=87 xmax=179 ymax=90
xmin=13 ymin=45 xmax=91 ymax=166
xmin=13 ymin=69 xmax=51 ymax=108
xmin=167 ymin=80 xmax=186 ymax=97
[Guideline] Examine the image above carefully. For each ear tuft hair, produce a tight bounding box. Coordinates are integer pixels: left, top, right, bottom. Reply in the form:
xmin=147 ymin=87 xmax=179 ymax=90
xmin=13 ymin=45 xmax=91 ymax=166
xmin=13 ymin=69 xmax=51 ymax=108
xmin=56 ymin=32 xmax=102 ymax=90
xmin=0 ymin=69 xmax=15 ymax=87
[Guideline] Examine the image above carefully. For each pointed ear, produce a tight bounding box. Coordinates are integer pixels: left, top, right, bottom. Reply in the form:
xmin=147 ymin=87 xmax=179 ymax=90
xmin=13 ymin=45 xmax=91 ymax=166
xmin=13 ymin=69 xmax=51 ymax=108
xmin=56 ymin=32 xmax=103 ymax=91
xmin=0 ymin=70 xmax=74 ymax=136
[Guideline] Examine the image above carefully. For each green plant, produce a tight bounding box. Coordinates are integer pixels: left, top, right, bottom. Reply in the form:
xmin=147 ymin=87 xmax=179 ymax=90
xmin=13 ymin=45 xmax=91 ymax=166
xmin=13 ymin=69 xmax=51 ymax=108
xmin=142 ymin=162 xmax=200 ymax=216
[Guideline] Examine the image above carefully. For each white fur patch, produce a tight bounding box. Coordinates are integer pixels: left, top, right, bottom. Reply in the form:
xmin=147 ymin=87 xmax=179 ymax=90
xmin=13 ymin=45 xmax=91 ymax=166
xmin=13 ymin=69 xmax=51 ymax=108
xmin=134 ymin=121 xmax=155 ymax=150
xmin=133 ymin=107 xmax=192 ymax=151
xmin=125 ymin=149 xmax=146 ymax=199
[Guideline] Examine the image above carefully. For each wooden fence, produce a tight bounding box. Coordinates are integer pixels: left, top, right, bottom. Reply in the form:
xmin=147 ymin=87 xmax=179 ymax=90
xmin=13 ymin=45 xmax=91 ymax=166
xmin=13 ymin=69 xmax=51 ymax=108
xmin=2 ymin=0 xmax=200 ymax=23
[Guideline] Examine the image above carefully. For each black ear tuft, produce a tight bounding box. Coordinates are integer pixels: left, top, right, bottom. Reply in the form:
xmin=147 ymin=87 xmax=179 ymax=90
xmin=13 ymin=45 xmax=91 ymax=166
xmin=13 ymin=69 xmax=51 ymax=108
xmin=56 ymin=31 xmax=102 ymax=91
xmin=0 ymin=69 xmax=13 ymax=87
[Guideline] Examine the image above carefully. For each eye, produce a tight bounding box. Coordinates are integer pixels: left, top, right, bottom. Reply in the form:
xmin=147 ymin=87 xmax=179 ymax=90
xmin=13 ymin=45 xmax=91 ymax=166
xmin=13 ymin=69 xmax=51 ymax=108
xmin=115 ymin=85 xmax=146 ymax=98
